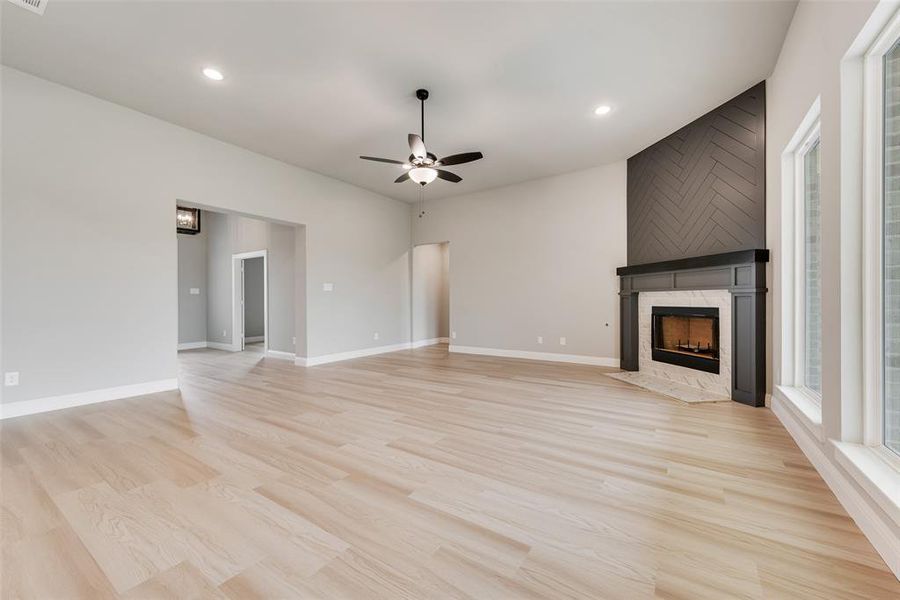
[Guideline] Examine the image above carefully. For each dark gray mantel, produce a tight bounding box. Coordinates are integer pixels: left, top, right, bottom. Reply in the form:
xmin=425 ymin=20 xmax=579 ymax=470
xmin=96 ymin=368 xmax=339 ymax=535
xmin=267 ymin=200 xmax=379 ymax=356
xmin=618 ymin=249 xmax=768 ymax=407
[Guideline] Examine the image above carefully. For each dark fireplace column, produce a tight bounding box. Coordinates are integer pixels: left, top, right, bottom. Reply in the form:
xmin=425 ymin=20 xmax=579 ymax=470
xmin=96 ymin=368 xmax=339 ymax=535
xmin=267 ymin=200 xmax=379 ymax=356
xmin=616 ymin=250 xmax=769 ymax=407
xmin=619 ymin=289 xmax=639 ymax=371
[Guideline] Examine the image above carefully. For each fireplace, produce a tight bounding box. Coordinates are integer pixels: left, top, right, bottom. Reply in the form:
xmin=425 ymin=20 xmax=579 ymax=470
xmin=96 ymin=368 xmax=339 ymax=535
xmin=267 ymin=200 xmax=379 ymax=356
xmin=651 ymin=306 xmax=720 ymax=374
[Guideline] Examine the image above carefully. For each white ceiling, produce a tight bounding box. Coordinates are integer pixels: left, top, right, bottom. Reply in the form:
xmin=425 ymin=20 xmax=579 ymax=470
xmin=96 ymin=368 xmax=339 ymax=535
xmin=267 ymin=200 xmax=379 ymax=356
xmin=1 ymin=1 xmax=796 ymax=202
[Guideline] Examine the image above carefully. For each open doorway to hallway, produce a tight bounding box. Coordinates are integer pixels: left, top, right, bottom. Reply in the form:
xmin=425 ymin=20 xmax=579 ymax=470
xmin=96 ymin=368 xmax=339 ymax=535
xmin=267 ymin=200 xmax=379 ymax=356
xmin=176 ymin=206 xmax=305 ymax=361
xmin=412 ymin=242 xmax=450 ymax=347
xmin=236 ymin=252 xmax=267 ymax=353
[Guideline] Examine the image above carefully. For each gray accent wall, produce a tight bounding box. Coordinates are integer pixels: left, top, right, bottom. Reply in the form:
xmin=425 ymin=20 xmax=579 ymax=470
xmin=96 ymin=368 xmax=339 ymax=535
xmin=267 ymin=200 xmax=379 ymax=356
xmin=627 ymin=82 xmax=766 ymax=265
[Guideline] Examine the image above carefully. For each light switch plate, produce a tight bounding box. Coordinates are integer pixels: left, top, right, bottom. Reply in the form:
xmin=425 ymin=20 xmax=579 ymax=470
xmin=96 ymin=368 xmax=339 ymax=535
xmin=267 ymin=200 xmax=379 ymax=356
xmin=189 ymin=288 xmax=200 ymax=295
xmin=451 ymin=331 xmax=457 ymax=339
xmin=537 ymin=336 xmax=543 ymax=344
xmin=373 ymin=332 xmax=379 ymax=340
xmin=323 ymin=282 xmax=334 ymax=292
xmin=4 ymin=372 xmax=19 ymax=387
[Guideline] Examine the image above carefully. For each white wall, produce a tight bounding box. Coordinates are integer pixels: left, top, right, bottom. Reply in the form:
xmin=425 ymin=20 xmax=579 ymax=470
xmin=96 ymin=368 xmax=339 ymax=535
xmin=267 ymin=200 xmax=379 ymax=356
xmin=766 ymin=0 xmax=899 ymax=574
xmin=413 ymin=162 xmax=627 ymax=361
xmin=1 ymin=66 xmax=410 ymax=405
xmin=412 ymin=243 xmax=449 ymax=342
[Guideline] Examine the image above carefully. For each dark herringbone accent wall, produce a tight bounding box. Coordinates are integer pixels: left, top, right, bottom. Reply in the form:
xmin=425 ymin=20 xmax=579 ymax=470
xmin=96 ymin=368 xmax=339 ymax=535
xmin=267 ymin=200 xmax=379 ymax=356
xmin=627 ymin=82 xmax=765 ymax=265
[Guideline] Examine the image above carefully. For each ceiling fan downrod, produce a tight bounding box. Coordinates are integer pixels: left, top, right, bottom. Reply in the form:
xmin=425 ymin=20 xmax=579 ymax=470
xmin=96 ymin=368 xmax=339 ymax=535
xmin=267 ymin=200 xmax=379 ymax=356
xmin=416 ymin=88 xmax=429 ymax=142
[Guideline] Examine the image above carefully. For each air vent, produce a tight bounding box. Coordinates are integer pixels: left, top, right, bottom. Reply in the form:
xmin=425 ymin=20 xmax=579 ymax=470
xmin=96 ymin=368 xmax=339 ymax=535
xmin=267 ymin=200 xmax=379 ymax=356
xmin=6 ymin=0 xmax=47 ymax=15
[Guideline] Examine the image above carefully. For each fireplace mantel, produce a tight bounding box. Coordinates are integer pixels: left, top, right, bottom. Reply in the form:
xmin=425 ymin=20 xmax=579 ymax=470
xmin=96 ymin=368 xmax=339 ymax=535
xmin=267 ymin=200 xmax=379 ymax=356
xmin=617 ymin=249 xmax=769 ymax=406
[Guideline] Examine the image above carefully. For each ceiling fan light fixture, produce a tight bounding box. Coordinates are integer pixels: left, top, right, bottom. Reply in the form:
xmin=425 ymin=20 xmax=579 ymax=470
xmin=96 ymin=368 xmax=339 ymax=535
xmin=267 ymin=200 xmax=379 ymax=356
xmin=409 ymin=167 xmax=438 ymax=185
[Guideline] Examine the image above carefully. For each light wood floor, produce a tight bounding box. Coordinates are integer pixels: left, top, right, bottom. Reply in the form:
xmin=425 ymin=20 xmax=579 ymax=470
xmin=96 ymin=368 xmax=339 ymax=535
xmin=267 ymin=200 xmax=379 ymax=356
xmin=2 ymin=344 xmax=898 ymax=599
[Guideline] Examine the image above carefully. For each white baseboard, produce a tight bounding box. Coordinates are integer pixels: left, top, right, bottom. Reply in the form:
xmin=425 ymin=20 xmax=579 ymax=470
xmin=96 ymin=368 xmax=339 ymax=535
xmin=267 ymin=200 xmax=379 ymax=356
xmin=0 ymin=378 xmax=179 ymax=420
xmin=411 ymin=337 xmax=450 ymax=348
xmin=177 ymin=341 xmax=207 ymax=351
xmin=772 ymin=395 xmax=900 ymax=579
xmin=449 ymin=345 xmax=620 ymax=368
xmin=245 ymin=336 xmax=265 ymax=343
xmin=266 ymin=349 xmax=295 ymax=361
xmin=298 ymin=342 xmax=412 ymax=367
xmin=207 ymin=341 xmax=239 ymax=352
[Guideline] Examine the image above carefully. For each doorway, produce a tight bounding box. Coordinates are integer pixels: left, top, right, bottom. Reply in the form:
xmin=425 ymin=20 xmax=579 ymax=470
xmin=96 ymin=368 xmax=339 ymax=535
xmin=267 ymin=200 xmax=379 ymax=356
xmin=411 ymin=242 xmax=450 ymax=347
xmin=233 ymin=250 xmax=268 ymax=353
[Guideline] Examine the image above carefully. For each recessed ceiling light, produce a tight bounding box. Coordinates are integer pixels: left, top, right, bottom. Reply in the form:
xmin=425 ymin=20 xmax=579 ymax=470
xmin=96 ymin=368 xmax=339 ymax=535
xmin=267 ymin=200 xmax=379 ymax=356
xmin=202 ymin=67 xmax=224 ymax=81
xmin=594 ymin=105 xmax=612 ymax=116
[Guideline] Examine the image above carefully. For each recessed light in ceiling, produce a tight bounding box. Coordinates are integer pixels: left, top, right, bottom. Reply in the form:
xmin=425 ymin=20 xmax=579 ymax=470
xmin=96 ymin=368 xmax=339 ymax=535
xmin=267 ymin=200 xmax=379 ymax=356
xmin=202 ymin=67 xmax=224 ymax=81
xmin=594 ymin=105 xmax=612 ymax=116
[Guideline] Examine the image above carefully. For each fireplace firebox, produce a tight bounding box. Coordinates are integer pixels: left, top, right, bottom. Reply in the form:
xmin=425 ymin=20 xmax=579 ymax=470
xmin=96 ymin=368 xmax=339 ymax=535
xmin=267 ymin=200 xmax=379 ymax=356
xmin=651 ymin=306 xmax=720 ymax=374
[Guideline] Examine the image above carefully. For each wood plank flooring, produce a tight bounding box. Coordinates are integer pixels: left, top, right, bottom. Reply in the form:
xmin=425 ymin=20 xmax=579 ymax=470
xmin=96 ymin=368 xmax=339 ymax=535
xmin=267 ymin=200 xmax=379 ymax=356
xmin=2 ymin=344 xmax=898 ymax=598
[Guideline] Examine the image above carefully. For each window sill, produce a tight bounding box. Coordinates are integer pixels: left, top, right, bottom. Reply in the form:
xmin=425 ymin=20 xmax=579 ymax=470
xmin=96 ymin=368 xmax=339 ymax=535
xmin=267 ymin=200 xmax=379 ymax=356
xmin=774 ymin=385 xmax=824 ymax=442
xmin=832 ymin=441 xmax=900 ymax=528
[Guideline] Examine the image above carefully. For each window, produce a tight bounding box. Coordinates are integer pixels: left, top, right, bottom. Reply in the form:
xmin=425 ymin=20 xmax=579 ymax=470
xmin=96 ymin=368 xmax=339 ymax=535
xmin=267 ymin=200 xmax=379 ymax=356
xmin=803 ymin=140 xmax=822 ymax=395
xmin=883 ymin=40 xmax=900 ymax=455
xmin=784 ymin=113 xmax=823 ymax=405
xmin=862 ymin=11 xmax=900 ymax=459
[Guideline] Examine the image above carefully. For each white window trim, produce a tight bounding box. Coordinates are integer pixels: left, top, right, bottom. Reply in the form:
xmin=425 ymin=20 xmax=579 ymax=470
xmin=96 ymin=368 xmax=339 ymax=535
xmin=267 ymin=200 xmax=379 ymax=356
xmin=862 ymin=10 xmax=900 ymax=450
xmin=779 ymin=97 xmax=823 ymax=430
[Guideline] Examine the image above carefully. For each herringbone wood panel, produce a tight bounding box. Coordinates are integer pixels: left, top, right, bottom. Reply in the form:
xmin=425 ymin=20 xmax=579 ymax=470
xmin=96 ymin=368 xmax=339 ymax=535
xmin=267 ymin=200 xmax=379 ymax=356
xmin=628 ymin=82 xmax=766 ymax=265
xmin=2 ymin=344 xmax=898 ymax=598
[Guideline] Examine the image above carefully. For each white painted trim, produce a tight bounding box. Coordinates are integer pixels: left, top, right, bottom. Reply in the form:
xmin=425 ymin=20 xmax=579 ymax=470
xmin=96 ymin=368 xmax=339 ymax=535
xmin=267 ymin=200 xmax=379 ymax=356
xmin=298 ymin=342 xmax=412 ymax=367
xmin=773 ymin=397 xmax=900 ymax=579
xmin=449 ymin=345 xmax=619 ymax=368
xmin=265 ymin=349 xmax=295 ymax=360
xmin=774 ymin=385 xmax=824 ymax=442
xmin=411 ymin=337 xmax=449 ymax=348
xmin=244 ymin=336 xmax=265 ymax=343
xmin=177 ymin=341 xmax=207 ymax=351
xmin=0 ymin=378 xmax=179 ymax=420
xmin=779 ymin=97 xmax=821 ymax=391
xmin=833 ymin=441 xmax=900 ymax=529
xmin=206 ymin=341 xmax=239 ymax=352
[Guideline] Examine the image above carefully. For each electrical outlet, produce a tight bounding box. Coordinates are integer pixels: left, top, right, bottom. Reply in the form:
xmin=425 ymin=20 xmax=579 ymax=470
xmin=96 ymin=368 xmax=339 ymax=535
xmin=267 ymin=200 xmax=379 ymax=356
xmin=189 ymin=288 xmax=200 ymax=295
xmin=559 ymin=337 xmax=567 ymax=346
xmin=223 ymin=329 xmax=227 ymax=337
xmin=537 ymin=336 xmax=543 ymax=344
xmin=292 ymin=336 xmax=296 ymax=345
xmin=373 ymin=332 xmax=380 ymax=341
xmin=451 ymin=331 xmax=457 ymax=339
xmin=323 ymin=282 xmax=334 ymax=292
xmin=4 ymin=372 xmax=19 ymax=387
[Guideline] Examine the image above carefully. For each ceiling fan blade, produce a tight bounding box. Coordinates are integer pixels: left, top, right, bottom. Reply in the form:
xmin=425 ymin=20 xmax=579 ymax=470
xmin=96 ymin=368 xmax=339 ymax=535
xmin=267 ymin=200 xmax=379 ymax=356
xmin=436 ymin=151 xmax=483 ymax=166
xmin=436 ymin=169 xmax=462 ymax=183
xmin=394 ymin=172 xmax=411 ymax=183
xmin=408 ymin=134 xmax=427 ymax=160
xmin=360 ymin=156 xmax=406 ymax=165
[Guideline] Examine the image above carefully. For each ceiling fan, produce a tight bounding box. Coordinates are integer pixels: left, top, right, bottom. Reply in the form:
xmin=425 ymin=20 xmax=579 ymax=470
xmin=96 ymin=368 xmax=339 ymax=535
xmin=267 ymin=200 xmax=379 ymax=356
xmin=360 ymin=89 xmax=484 ymax=186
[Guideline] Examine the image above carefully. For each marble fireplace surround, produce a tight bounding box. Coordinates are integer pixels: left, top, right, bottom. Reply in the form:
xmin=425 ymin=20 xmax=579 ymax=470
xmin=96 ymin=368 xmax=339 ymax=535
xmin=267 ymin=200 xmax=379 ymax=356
xmin=616 ymin=249 xmax=768 ymax=407
xmin=638 ymin=290 xmax=732 ymax=400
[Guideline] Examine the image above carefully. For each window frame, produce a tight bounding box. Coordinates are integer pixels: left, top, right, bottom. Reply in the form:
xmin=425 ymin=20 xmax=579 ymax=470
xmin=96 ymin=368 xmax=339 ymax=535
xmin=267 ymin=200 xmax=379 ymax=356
xmin=794 ymin=126 xmax=823 ymax=403
xmin=862 ymin=12 xmax=900 ymax=451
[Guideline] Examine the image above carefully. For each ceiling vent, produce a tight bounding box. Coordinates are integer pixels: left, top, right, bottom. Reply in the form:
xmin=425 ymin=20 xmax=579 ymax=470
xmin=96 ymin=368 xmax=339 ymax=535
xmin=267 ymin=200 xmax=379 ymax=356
xmin=6 ymin=0 xmax=47 ymax=15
